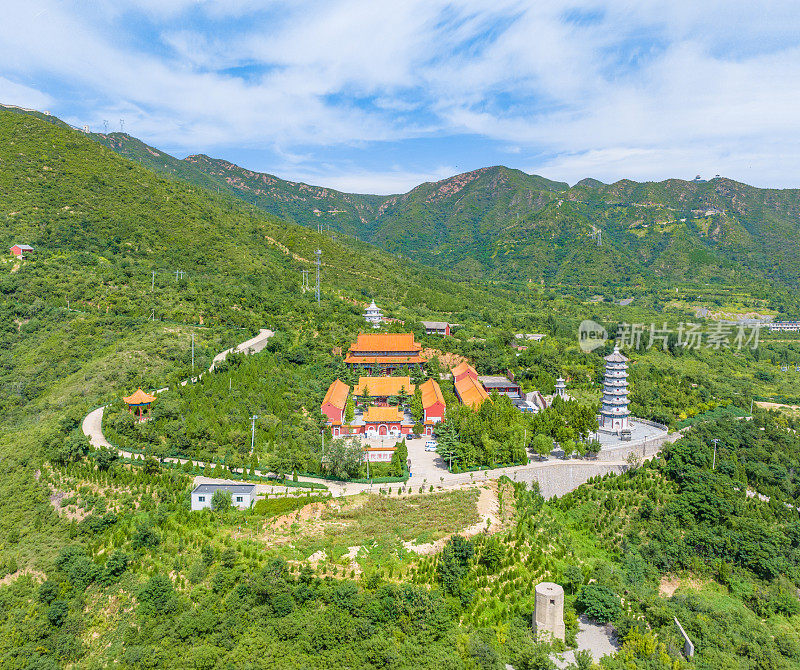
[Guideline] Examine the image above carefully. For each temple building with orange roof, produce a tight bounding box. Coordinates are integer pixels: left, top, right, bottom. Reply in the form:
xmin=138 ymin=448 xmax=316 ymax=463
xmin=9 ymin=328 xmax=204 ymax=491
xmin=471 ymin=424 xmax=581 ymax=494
xmin=321 ymin=379 xmax=350 ymax=425
xmin=362 ymin=406 xmax=406 ymax=438
xmin=344 ymin=332 xmax=426 ymax=374
xmin=353 ymin=376 xmax=414 ymax=404
xmin=454 ymin=374 xmax=490 ymax=409
xmin=452 ymin=361 xmax=478 ymax=382
xmin=419 ymin=378 xmax=446 ymax=435
xmin=123 ymin=388 xmax=157 ymax=420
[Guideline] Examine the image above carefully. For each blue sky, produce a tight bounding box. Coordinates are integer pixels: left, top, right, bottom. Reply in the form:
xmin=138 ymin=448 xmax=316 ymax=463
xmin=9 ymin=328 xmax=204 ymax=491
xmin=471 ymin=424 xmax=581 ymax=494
xmin=2 ymin=1 xmax=800 ymax=193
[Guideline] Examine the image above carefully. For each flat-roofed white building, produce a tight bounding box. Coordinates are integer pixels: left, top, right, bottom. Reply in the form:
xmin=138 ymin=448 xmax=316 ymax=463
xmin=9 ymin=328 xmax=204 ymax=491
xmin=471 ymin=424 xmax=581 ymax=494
xmin=191 ymin=484 xmax=256 ymax=511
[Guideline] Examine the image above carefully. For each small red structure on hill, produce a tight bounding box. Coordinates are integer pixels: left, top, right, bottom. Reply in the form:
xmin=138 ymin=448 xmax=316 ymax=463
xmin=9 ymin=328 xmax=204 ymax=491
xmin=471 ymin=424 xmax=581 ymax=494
xmin=10 ymin=244 xmax=33 ymax=258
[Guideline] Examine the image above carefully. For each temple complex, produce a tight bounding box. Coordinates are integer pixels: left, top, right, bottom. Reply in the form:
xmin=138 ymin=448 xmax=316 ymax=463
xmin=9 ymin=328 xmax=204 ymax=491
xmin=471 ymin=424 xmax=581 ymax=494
xmin=322 ymin=375 xmax=445 ymax=439
xmin=344 ymin=333 xmax=426 ymax=374
xmin=599 ymin=346 xmax=630 ymax=434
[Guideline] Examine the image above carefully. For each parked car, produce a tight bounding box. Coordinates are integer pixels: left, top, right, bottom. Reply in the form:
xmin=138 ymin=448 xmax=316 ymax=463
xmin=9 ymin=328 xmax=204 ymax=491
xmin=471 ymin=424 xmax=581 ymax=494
xmin=409 ymin=433 xmax=421 ymax=439
xmin=424 ymin=440 xmax=438 ymax=451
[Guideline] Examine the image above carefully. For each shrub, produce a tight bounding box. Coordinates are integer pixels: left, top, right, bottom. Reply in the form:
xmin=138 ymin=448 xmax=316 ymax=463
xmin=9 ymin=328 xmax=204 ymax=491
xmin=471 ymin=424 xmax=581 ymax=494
xmin=575 ymin=584 xmax=621 ymax=623
xmin=47 ymin=601 xmax=69 ymax=627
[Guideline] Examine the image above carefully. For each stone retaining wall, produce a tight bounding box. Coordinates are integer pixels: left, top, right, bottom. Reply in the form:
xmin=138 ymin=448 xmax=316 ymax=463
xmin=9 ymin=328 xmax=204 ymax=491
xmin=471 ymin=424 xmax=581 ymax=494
xmin=516 ymin=463 xmax=628 ymax=499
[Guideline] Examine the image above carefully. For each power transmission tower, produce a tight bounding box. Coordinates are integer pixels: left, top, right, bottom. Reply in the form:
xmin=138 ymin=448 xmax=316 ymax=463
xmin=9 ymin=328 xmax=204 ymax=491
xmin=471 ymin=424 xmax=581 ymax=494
xmin=119 ymin=118 xmax=125 ymax=133
xmin=103 ymin=120 xmax=109 ymax=134
xmin=314 ymin=249 xmax=321 ymax=304
xmin=301 ymin=270 xmax=310 ymax=291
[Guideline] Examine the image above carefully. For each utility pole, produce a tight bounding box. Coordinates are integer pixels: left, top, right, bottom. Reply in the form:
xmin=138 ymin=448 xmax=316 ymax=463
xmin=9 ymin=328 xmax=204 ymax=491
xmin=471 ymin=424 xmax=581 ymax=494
xmin=711 ymin=438 xmax=720 ymax=470
xmin=314 ymin=249 xmax=321 ymax=304
xmin=191 ymin=333 xmax=195 ymax=375
xmin=151 ymin=270 xmax=155 ymax=291
xmin=250 ymin=415 xmax=258 ymax=455
xmin=750 ymin=398 xmax=754 ymax=417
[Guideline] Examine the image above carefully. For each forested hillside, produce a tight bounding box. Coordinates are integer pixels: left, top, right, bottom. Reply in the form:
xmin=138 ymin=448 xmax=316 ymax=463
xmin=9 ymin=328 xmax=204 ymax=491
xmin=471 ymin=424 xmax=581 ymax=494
xmin=85 ymin=127 xmax=800 ymax=304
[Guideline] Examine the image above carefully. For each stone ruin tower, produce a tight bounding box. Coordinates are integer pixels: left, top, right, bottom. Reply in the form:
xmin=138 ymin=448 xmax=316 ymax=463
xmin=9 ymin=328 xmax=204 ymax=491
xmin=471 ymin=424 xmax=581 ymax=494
xmin=533 ymin=582 xmax=565 ymax=642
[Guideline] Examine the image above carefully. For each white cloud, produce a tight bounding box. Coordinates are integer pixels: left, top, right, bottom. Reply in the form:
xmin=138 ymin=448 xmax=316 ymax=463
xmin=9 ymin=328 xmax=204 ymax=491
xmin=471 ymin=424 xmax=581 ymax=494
xmin=1 ymin=0 xmax=800 ymax=188
xmin=0 ymin=76 xmax=53 ymax=110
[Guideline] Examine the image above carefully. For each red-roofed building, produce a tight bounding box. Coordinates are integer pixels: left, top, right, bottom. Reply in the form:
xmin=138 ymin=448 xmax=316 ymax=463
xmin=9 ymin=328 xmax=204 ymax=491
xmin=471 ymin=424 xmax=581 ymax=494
xmin=321 ymin=379 xmax=350 ymax=427
xmin=362 ymin=406 xmax=408 ymax=438
xmin=419 ymin=378 xmax=446 ymax=435
xmin=452 ymin=361 xmax=478 ymax=382
xmin=454 ymin=375 xmax=490 ymax=409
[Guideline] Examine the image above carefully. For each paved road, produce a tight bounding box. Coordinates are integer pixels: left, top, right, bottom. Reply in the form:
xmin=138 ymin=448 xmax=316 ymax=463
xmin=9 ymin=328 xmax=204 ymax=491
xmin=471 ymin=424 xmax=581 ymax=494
xmin=210 ymin=328 xmax=274 ymax=372
xmin=82 ymin=406 xmax=112 ymax=449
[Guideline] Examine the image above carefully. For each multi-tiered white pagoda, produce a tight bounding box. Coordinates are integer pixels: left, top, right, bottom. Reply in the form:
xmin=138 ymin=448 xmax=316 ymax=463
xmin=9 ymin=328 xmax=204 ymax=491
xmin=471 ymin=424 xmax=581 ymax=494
xmin=599 ymin=345 xmax=630 ymax=433
xmin=555 ymin=377 xmax=567 ymax=398
xmin=363 ymin=300 xmax=383 ymax=328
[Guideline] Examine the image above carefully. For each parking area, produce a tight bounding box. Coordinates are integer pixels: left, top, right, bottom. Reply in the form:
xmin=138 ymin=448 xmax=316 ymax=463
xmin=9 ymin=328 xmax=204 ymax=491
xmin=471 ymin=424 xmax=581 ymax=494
xmin=406 ymin=436 xmax=451 ymax=484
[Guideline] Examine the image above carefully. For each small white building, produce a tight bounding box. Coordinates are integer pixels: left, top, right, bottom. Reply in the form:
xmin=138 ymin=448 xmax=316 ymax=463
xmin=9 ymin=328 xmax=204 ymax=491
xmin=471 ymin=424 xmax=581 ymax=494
xmin=363 ymin=300 xmax=383 ymax=328
xmin=191 ymin=484 xmax=256 ymax=511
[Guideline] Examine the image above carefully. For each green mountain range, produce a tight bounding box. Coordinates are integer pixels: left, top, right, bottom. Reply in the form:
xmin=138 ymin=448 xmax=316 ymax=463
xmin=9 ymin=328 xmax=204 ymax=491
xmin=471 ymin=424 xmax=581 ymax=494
xmin=85 ymin=129 xmax=800 ymax=300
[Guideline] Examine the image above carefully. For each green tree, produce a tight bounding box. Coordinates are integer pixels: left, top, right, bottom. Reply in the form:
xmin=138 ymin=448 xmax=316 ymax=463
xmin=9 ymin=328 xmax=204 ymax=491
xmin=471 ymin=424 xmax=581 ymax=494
xmin=411 ymin=387 xmax=424 ymax=423
xmin=532 ymin=434 xmax=552 ymax=460
xmin=575 ymin=584 xmax=621 ymax=623
xmin=211 ymin=489 xmax=232 ymax=512
xmin=93 ymin=447 xmax=119 ymax=471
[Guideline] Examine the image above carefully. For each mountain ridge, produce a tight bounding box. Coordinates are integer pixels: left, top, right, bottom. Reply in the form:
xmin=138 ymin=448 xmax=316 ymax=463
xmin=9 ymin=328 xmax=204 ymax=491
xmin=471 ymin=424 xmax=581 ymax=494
xmin=9 ymin=104 xmax=800 ymax=299
xmin=89 ymin=127 xmax=800 ymax=295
